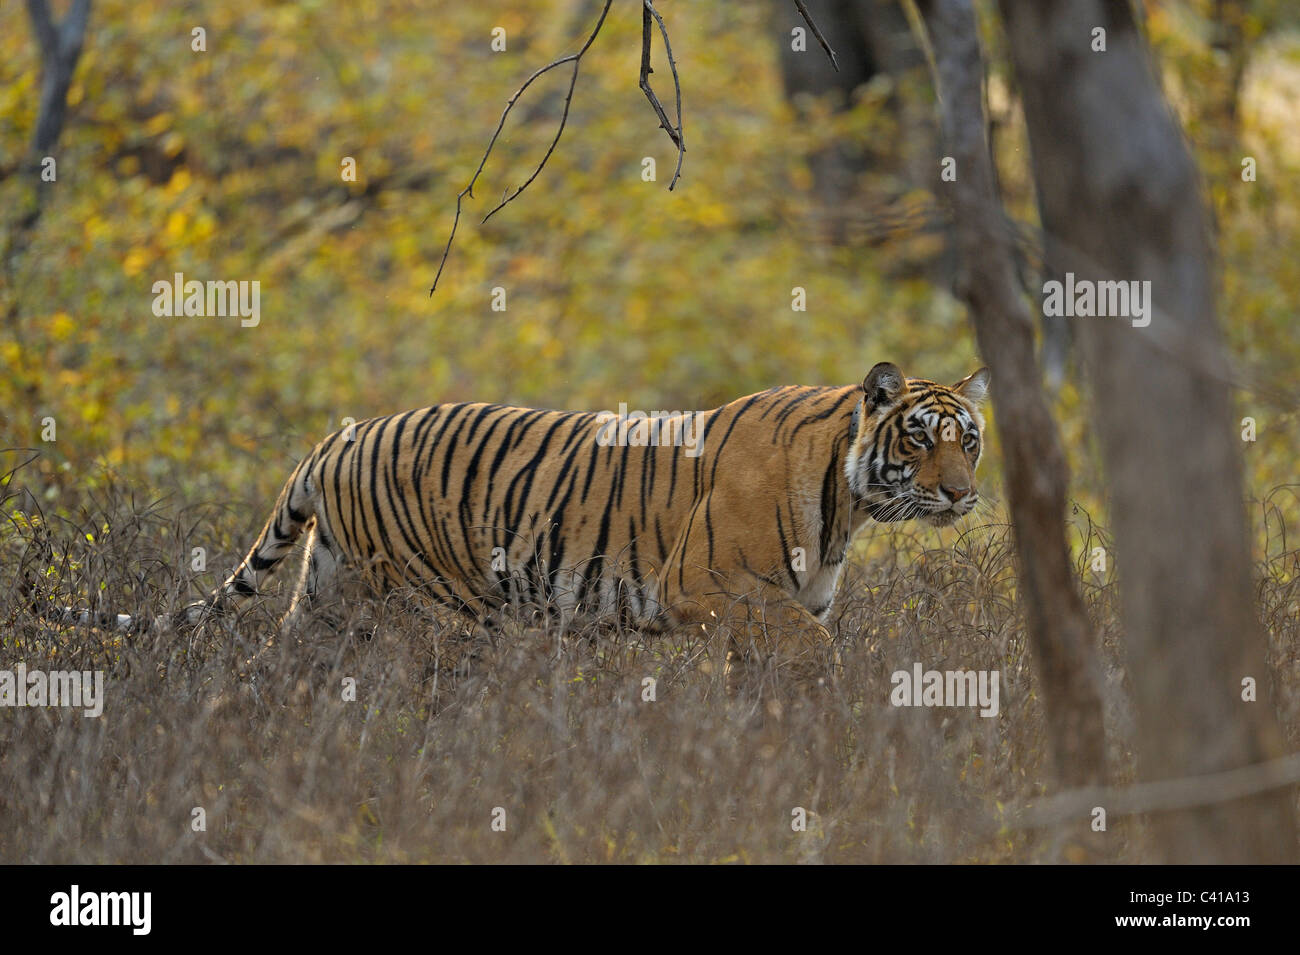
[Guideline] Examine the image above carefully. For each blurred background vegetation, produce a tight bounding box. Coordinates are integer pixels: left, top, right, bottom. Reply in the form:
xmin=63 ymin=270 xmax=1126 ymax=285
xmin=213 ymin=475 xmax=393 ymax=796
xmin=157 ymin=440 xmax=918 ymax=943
xmin=2 ymin=0 xmax=1298 ymax=547
xmin=3 ymin=0 xmax=1300 ymax=866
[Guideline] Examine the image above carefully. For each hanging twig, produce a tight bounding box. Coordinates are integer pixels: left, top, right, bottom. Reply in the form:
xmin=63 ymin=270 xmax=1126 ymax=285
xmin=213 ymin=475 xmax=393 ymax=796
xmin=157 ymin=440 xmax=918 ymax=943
xmin=429 ymin=0 xmax=614 ymax=294
xmin=640 ymin=0 xmax=685 ymax=191
xmin=430 ymin=1 xmax=838 ymax=293
xmin=793 ymin=0 xmax=840 ymax=72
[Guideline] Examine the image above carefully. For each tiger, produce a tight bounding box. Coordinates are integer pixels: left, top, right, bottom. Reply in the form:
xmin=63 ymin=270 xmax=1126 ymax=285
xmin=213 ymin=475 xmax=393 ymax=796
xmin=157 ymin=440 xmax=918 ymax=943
xmin=58 ymin=362 xmax=989 ymax=678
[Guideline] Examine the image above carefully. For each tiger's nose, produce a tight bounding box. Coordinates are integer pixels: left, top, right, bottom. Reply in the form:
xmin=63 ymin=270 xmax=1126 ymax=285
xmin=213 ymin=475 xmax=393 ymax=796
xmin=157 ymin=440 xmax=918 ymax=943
xmin=942 ymin=485 xmax=971 ymax=502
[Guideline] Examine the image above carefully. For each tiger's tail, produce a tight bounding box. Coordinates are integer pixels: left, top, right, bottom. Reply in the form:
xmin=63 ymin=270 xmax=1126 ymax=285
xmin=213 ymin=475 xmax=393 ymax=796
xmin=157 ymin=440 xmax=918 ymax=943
xmin=40 ymin=457 xmax=318 ymax=635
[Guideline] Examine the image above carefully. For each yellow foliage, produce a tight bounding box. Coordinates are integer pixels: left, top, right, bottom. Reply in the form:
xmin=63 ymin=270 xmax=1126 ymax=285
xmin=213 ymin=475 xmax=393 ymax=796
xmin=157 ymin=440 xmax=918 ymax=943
xmin=49 ymin=312 xmax=77 ymax=342
xmin=122 ymin=247 xmax=151 ymax=276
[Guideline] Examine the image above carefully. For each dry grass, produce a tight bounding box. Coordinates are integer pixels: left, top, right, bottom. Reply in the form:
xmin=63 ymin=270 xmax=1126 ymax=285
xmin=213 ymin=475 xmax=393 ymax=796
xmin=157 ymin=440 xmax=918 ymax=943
xmin=1 ymin=477 xmax=1296 ymax=864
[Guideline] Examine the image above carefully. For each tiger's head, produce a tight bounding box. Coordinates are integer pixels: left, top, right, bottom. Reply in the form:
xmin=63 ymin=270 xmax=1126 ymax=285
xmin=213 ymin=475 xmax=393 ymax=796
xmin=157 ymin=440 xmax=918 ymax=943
xmin=846 ymin=362 xmax=990 ymax=527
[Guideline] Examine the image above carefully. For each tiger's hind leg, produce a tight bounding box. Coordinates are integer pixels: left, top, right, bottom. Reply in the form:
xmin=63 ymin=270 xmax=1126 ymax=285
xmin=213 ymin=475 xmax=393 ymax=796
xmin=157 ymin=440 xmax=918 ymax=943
xmin=236 ymin=520 xmax=342 ymax=676
xmin=279 ymin=518 xmax=340 ymax=636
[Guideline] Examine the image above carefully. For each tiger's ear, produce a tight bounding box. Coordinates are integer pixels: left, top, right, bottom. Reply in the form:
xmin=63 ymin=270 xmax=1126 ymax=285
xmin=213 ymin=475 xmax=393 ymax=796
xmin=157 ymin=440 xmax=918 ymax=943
xmin=953 ymin=367 xmax=991 ymax=404
xmin=862 ymin=362 xmax=906 ymax=412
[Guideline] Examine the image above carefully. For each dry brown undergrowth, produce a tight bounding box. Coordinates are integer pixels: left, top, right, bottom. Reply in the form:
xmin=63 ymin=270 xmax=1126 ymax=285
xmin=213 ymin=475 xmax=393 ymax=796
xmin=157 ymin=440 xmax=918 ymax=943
xmin=1 ymin=484 xmax=1296 ymax=863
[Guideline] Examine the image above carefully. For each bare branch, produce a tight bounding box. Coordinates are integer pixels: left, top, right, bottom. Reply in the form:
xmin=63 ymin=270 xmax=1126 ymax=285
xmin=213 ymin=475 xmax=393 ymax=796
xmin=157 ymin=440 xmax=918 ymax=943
xmin=792 ymin=0 xmax=840 ymax=72
xmin=478 ymin=60 xmax=582 ymax=226
xmin=430 ymin=0 xmax=698 ymax=292
xmin=429 ymin=0 xmax=614 ymax=295
xmin=1007 ymin=752 xmax=1300 ymax=830
xmin=639 ymin=0 xmax=685 ymax=191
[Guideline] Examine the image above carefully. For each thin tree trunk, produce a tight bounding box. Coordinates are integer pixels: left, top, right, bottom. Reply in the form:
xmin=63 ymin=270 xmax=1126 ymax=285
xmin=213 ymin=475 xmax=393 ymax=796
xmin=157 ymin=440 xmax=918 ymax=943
xmin=915 ymin=0 xmax=1107 ymax=798
xmin=999 ymin=0 xmax=1297 ymax=862
xmin=25 ymin=0 xmax=91 ymax=161
xmin=3 ymin=1 xmax=91 ymax=397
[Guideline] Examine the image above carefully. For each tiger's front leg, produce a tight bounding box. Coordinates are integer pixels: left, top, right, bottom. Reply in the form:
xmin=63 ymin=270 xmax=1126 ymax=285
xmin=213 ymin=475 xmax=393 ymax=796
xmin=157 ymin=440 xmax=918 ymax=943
xmin=667 ymin=567 xmax=842 ymax=695
xmin=661 ymin=491 xmax=843 ymax=694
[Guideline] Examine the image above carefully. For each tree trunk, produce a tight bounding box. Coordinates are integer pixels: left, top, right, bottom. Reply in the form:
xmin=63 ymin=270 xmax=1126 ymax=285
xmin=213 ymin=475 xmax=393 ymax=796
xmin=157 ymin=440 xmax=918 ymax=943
xmin=25 ymin=0 xmax=92 ymax=160
xmin=916 ymin=0 xmax=1107 ymax=800
xmin=999 ymin=0 xmax=1297 ymax=863
xmin=3 ymin=1 xmax=91 ymax=397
